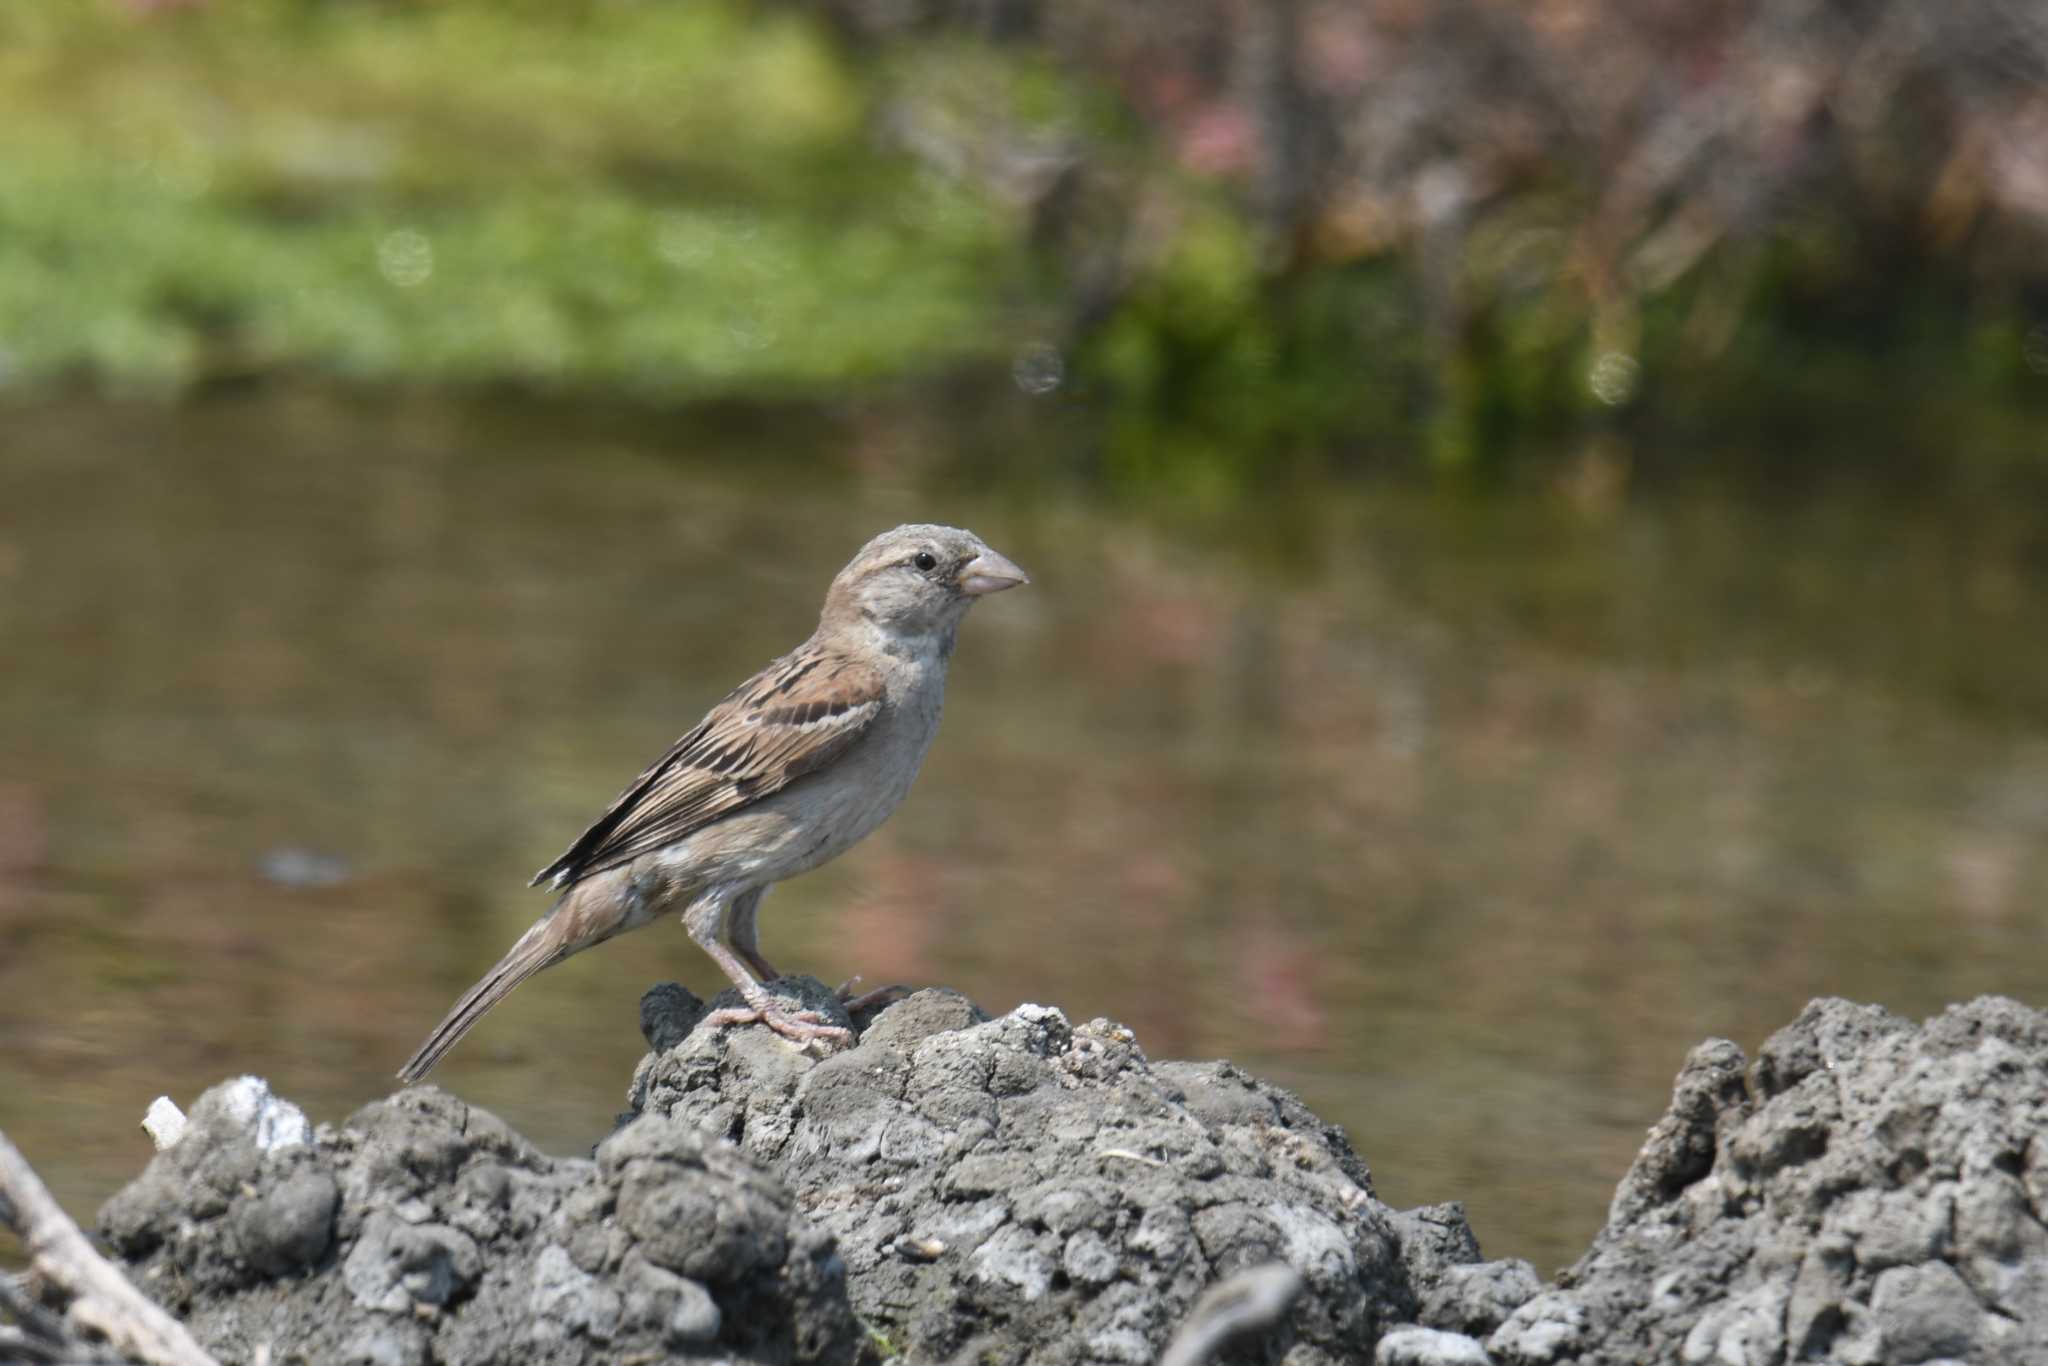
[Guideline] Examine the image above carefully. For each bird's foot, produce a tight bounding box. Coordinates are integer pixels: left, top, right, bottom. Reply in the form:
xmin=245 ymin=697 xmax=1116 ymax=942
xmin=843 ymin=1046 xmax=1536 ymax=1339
xmin=834 ymin=975 xmax=915 ymax=1014
xmin=703 ymin=999 xmax=853 ymax=1051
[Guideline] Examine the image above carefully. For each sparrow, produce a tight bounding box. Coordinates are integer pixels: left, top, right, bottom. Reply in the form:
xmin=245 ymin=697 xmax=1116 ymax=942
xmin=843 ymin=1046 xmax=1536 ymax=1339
xmin=397 ymin=524 xmax=1028 ymax=1082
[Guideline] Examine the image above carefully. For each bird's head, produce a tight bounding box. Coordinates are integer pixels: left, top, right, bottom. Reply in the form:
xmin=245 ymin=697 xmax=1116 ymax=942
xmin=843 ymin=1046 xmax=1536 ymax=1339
xmin=822 ymin=524 xmax=1028 ymax=650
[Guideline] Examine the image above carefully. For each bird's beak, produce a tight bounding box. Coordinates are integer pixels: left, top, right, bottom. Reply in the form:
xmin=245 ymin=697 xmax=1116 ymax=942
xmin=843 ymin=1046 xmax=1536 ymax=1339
xmin=958 ymin=548 xmax=1029 ymax=596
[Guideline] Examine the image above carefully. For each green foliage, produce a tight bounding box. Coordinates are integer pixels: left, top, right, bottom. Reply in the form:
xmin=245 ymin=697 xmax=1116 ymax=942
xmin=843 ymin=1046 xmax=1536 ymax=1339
xmin=0 ymin=2 xmax=2041 ymax=491
xmin=0 ymin=1 xmax=1011 ymax=394
xmin=1083 ymin=199 xmax=1427 ymax=496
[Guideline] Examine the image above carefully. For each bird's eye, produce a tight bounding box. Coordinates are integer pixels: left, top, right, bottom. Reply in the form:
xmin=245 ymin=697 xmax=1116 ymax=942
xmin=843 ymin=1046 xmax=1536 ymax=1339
xmin=913 ymin=551 xmax=937 ymax=572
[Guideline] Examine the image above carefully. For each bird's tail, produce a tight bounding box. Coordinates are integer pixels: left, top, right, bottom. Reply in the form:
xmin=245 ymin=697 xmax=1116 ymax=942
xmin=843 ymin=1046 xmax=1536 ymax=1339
xmin=397 ymin=914 xmax=569 ymax=1084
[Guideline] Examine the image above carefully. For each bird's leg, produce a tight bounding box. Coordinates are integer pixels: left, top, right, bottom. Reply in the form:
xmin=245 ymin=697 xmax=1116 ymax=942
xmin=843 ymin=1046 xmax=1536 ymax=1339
xmin=727 ymin=886 xmax=781 ymax=983
xmin=729 ymin=887 xmax=906 ymax=1018
xmin=683 ymin=892 xmax=851 ymax=1049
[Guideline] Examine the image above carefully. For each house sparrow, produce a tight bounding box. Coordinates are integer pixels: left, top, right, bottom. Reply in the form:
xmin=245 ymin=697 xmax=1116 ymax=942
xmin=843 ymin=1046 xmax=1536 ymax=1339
xmin=397 ymin=525 xmax=1028 ymax=1082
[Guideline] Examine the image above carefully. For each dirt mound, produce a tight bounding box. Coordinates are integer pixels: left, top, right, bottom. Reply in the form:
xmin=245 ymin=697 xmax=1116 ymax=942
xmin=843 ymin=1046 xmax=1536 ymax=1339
xmin=97 ymin=1077 xmax=858 ymax=1364
xmin=90 ymin=979 xmax=1528 ymax=1364
xmin=1492 ymin=996 xmax=2048 ymax=1365
xmin=623 ymin=979 xmax=1534 ymax=1363
xmin=91 ymin=986 xmax=2048 ymax=1365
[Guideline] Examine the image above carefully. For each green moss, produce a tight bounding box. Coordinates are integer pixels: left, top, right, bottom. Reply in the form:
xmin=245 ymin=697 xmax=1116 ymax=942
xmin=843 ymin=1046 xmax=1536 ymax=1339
xmin=858 ymin=1316 xmax=902 ymax=1360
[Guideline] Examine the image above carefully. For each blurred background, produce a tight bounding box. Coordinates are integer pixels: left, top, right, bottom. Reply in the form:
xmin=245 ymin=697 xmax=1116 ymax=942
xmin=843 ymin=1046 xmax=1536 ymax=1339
xmin=5 ymin=0 xmax=2048 ymax=1274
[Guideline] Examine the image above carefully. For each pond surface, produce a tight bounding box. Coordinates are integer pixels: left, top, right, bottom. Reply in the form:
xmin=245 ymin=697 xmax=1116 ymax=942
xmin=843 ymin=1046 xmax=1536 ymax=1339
xmin=4 ymin=388 xmax=2048 ymax=1272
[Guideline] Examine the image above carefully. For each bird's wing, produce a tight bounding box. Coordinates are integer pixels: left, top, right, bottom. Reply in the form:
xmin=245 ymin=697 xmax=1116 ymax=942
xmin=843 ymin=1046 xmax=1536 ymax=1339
xmin=531 ymin=644 xmax=885 ymax=889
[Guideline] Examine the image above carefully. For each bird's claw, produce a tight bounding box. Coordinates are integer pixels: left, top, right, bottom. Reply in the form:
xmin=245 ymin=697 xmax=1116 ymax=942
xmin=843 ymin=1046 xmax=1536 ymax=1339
xmin=704 ymin=1002 xmax=853 ymax=1052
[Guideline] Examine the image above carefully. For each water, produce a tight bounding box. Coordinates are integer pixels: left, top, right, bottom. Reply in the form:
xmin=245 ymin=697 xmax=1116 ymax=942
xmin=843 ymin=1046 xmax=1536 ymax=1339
xmin=4 ymin=388 xmax=2047 ymax=1273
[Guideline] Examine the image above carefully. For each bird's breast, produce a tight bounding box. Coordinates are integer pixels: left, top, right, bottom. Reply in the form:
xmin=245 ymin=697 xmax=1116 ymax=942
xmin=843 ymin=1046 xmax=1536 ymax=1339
xmin=648 ymin=703 xmax=938 ymax=889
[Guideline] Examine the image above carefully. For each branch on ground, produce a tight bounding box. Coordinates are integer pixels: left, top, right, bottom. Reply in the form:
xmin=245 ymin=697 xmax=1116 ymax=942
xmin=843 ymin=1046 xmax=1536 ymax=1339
xmin=0 ymin=1132 xmax=217 ymax=1366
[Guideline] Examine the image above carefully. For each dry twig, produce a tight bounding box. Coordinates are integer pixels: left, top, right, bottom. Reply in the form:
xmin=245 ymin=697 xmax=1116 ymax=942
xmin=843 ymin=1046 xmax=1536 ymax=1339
xmin=0 ymin=1131 xmax=217 ymax=1366
xmin=1156 ymin=1261 xmax=1305 ymax=1366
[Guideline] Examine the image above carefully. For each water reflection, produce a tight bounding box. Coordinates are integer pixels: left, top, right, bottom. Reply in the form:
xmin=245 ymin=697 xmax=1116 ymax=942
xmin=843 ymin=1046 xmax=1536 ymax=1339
xmin=2 ymin=389 xmax=2046 ymax=1272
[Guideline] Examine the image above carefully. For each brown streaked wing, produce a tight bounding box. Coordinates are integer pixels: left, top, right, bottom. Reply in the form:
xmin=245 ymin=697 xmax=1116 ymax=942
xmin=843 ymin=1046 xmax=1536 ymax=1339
xmin=530 ymin=646 xmax=884 ymax=889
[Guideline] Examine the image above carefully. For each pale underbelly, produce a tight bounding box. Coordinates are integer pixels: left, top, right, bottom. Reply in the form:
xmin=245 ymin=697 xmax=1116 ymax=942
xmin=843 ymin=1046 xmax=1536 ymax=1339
xmin=637 ymin=760 xmax=918 ymax=902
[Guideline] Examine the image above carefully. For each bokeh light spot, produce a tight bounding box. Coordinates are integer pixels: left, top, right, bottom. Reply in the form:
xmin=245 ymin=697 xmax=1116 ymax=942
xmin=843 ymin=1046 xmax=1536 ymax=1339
xmin=2022 ymin=325 xmax=2048 ymax=377
xmin=1588 ymin=351 xmax=1640 ymax=406
xmin=376 ymin=229 xmax=435 ymax=289
xmin=655 ymin=213 xmax=716 ymax=269
xmin=726 ymin=305 xmax=779 ymax=352
xmin=1011 ymin=341 xmax=1065 ymax=395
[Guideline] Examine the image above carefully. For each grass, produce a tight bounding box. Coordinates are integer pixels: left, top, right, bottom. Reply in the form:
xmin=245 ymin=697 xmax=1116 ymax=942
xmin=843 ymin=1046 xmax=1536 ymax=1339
xmin=0 ymin=1 xmax=1016 ymax=395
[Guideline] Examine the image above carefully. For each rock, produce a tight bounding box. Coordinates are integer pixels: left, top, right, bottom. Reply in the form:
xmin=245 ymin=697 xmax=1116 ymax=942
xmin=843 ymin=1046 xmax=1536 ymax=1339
xmin=638 ymin=981 xmax=706 ymax=1054
xmin=1427 ymin=1258 xmax=1545 ymax=1337
xmin=98 ymin=1079 xmax=859 ymax=1365
xmin=1493 ymin=995 xmax=2048 ymax=1365
xmin=113 ymin=984 xmax=2048 ymax=1364
xmin=142 ymin=1095 xmax=188 ymax=1150
xmin=621 ymin=981 xmax=1517 ymax=1364
xmin=1488 ymin=1291 xmax=1588 ymax=1364
xmin=1602 ymin=1037 xmax=1747 ymax=1230
xmin=1376 ymin=1325 xmax=1495 ymax=1365
xmin=232 ymin=1167 xmax=340 ymax=1275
